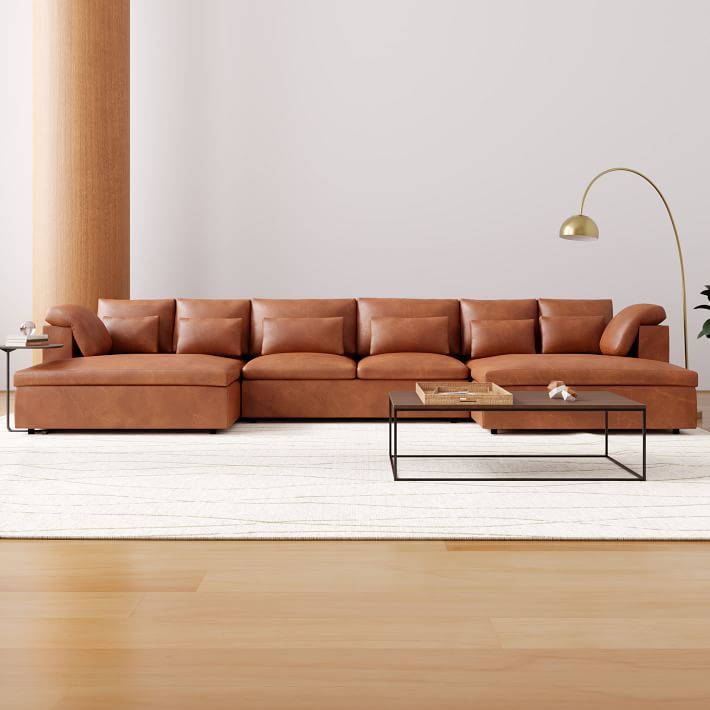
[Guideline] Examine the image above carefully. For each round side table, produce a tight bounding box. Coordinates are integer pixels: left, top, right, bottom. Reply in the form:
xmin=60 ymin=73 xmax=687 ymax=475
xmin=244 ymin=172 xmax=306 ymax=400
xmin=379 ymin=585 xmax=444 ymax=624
xmin=1 ymin=343 xmax=64 ymax=433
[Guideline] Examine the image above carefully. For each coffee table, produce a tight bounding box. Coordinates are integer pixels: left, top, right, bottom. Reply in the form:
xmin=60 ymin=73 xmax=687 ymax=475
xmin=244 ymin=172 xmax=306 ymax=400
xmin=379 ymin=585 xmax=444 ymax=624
xmin=388 ymin=390 xmax=646 ymax=482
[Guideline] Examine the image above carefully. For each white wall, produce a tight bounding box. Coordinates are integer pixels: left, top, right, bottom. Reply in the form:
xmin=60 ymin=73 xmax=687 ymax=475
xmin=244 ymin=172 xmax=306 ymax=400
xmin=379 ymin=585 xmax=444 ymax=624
xmin=2 ymin=1 xmax=709 ymax=388
xmin=131 ymin=0 xmax=710 ymax=385
xmin=0 ymin=0 xmax=32 ymax=388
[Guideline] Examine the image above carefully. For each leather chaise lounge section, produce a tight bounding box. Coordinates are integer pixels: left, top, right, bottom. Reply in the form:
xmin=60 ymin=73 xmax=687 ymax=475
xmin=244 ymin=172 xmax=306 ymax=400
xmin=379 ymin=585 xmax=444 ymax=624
xmin=13 ymin=297 xmax=698 ymax=431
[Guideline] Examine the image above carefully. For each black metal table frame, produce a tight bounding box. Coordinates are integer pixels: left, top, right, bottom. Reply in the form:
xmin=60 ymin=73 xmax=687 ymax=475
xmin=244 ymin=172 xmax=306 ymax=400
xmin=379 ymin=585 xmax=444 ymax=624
xmin=2 ymin=344 xmax=63 ymax=433
xmin=388 ymin=399 xmax=646 ymax=482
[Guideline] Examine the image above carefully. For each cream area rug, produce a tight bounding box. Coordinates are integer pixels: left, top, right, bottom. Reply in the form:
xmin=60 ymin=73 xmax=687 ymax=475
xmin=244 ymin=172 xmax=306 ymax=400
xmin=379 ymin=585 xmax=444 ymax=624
xmin=1 ymin=419 xmax=709 ymax=539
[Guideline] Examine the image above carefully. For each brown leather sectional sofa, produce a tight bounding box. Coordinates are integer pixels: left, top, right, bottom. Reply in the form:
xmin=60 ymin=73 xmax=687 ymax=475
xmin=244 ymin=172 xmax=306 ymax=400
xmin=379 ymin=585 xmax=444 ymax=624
xmin=13 ymin=297 xmax=698 ymax=431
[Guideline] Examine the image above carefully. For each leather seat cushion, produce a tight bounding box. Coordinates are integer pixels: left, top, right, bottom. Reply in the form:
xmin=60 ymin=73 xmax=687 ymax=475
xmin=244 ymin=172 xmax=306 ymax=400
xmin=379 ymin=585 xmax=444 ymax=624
xmin=14 ymin=354 xmax=243 ymax=387
xmin=357 ymin=353 xmax=469 ymax=380
xmin=242 ymin=353 xmax=356 ymax=380
xmin=468 ymin=354 xmax=698 ymax=387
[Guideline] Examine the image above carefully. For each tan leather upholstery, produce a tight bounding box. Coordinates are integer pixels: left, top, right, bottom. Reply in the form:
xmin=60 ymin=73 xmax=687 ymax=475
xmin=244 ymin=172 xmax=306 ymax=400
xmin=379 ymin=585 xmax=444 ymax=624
xmin=16 ymin=297 xmax=697 ymax=431
xmin=45 ymin=304 xmax=112 ymax=357
xmin=638 ymin=325 xmax=669 ymax=362
xmin=357 ymin=353 xmax=469 ymax=380
xmin=370 ymin=316 xmax=450 ymax=355
xmin=15 ymin=382 xmax=240 ymax=430
xmin=98 ymin=299 xmax=175 ymax=353
xmin=103 ymin=316 xmax=159 ymax=354
xmin=15 ymin=354 xmax=242 ymax=387
xmin=468 ymin=353 xmax=697 ymax=387
xmin=470 ymin=319 xmax=535 ymax=359
xmin=261 ymin=317 xmax=345 ymax=355
xmin=472 ymin=385 xmax=697 ymax=431
xmin=357 ymin=299 xmax=461 ymax=356
xmin=42 ymin=324 xmax=75 ymax=361
xmin=540 ymin=315 xmax=606 ymax=354
xmin=242 ymin=353 xmax=356 ymax=380
xmin=242 ymin=380 xmax=469 ymax=419
xmin=538 ymin=298 xmax=613 ymax=325
xmin=460 ymin=299 xmax=538 ymax=355
xmin=174 ymin=299 xmax=251 ymax=353
xmin=600 ymin=304 xmax=666 ymax=356
xmin=176 ymin=317 xmax=243 ymax=357
xmin=251 ymin=299 xmax=357 ymax=355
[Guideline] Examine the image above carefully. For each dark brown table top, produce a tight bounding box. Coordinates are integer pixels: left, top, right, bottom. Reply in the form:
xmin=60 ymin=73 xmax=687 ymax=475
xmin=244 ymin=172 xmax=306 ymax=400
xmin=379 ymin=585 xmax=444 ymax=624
xmin=1 ymin=343 xmax=63 ymax=353
xmin=389 ymin=390 xmax=645 ymax=411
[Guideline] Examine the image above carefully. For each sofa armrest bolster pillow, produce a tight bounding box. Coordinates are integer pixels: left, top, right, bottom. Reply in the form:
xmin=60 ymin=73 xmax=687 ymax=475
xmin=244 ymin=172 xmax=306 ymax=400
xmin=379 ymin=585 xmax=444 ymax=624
xmin=45 ymin=304 xmax=112 ymax=357
xmin=600 ymin=304 xmax=666 ymax=357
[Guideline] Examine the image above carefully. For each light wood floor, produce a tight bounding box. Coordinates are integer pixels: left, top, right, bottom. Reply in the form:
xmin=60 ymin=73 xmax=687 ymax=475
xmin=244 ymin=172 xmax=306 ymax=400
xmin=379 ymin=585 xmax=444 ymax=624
xmin=1 ymin=541 xmax=710 ymax=708
xmin=1 ymin=394 xmax=709 ymax=708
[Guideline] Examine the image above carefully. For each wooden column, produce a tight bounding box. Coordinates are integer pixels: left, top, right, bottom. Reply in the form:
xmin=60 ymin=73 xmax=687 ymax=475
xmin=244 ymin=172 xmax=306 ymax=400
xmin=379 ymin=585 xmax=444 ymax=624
xmin=33 ymin=0 xmax=130 ymax=332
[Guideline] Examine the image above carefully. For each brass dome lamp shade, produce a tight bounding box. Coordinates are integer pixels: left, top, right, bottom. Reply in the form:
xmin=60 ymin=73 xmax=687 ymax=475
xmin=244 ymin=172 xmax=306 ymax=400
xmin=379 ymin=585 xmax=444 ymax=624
xmin=559 ymin=167 xmax=688 ymax=368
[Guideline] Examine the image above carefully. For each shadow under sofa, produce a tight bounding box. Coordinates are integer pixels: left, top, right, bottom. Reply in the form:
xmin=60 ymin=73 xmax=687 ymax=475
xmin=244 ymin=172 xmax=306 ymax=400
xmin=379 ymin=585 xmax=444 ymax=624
xmin=12 ymin=296 xmax=698 ymax=432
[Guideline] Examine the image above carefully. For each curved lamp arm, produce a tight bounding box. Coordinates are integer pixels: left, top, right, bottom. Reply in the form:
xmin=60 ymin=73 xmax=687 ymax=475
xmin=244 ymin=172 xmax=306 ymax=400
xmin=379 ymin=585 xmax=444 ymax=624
xmin=578 ymin=167 xmax=688 ymax=369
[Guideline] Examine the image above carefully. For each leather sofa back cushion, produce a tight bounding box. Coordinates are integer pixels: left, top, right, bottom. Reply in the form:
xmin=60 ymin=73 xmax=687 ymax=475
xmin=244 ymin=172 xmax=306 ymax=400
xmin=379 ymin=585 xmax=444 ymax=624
xmin=174 ymin=299 xmax=251 ymax=354
xmin=370 ymin=316 xmax=450 ymax=355
xmin=357 ymin=299 xmax=461 ymax=355
xmin=45 ymin=304 xmax=112 ymax=357
xmin=175 ymin=317 xmax=243 ymax=357
xmin=460 ymin=299 xmax=538 ymax=355
xmin=251 ymin=299 xmax=356 ymax=355
xmin=98 ymin=299 xmax=175 ymax=353
xmin=103 ymin=316 xmax=159 ymax=354
xmin=538 ymin=298 xmax=613 ymax=326
xmin=540 ymin=315 xmax=607 ymax=354
xmin=600 ymin=303 xmax=666 ymax=356
xmin=261 ymin=317 xmax=344 ymax=355
xmin=470 ymin=319 xmax=536 ymax=359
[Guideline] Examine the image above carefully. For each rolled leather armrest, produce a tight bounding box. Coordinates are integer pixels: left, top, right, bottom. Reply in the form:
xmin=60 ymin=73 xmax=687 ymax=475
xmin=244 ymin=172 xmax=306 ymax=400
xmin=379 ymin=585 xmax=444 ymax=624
xmin=600 ymin=304 xmax=666 ymax=357
xmin=42 ymin=324 xmax=75 ymax=363
xmin=637 ymin=324 xmax=669 ymax=362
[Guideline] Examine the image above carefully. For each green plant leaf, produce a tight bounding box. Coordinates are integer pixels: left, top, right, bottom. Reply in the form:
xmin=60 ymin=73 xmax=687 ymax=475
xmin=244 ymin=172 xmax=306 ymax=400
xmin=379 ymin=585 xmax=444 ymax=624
xmin=701 ymin=287 xmax=710 ymax=298
xmin=699 ymin=319 xmax=710 ymax=339
xmin=695 ymin=304 xmax=710 ymax=310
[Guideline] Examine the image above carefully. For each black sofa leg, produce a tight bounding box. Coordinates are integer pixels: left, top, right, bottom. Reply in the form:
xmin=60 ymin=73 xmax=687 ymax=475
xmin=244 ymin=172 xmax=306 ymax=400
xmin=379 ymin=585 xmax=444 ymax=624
xmin=673 ymin=428 xmax=681 ymax=434
xmin=27 ymin=428 xmax=35 ymax=435
xmin=490 ymin=428 xmax=498 ymax=435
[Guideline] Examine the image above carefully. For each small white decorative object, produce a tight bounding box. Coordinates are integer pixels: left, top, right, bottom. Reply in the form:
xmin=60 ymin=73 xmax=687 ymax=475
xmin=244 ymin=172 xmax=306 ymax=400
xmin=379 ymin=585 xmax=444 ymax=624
xmin=547 ymin=380 xmax=577 ymax=402
xmin=19 ymin=320 xmax=36 ymax=337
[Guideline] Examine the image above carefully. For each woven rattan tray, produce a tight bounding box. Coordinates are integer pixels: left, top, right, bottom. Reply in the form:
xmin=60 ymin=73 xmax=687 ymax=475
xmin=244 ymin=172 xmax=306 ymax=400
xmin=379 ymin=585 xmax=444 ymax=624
xmin=415 ymin=381 xmax=513 ymax=406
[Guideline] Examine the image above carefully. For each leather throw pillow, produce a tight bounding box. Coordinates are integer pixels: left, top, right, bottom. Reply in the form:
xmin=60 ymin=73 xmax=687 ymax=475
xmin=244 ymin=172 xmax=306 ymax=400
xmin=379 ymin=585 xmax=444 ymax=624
xmin=370 ymin=316 xmax=449 ymax=355
xmin=98 ymin=299 xmax=175 ymax=353
xmin=176 ymin=317 xmax=244 ymax=357
xmin=540 ymin=315 xmax=607 ymax=354
xmin=103 ymin=316 xmax=160 ymax=354
xmin=261 ymin=317 xmax=345 ymax=355
xmin=470 ymin=319 xmax=535 ymax=359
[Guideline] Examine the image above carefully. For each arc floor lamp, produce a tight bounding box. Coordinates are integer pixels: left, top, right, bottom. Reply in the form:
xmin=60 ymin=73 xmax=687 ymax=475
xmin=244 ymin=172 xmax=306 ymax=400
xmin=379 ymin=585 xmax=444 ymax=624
xmin=559 ymin=167 xmax=688 ymax=369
